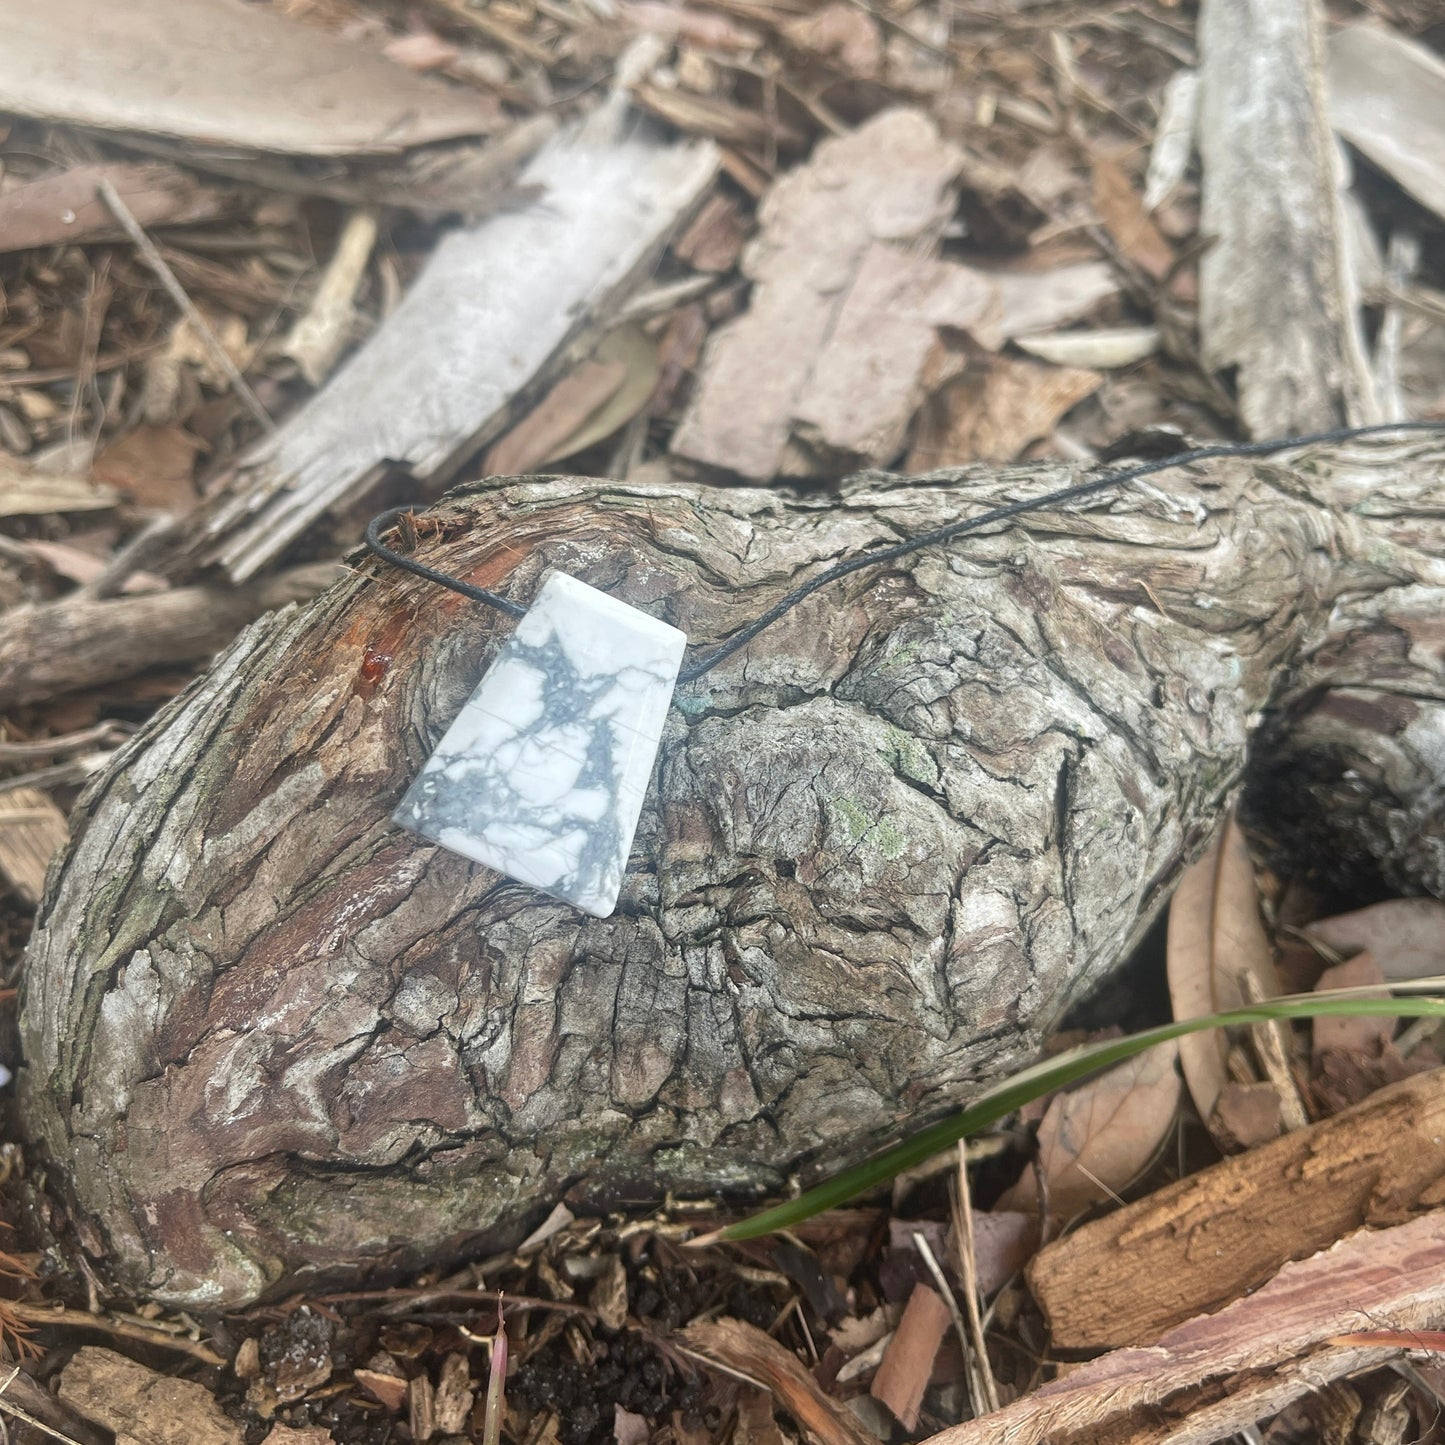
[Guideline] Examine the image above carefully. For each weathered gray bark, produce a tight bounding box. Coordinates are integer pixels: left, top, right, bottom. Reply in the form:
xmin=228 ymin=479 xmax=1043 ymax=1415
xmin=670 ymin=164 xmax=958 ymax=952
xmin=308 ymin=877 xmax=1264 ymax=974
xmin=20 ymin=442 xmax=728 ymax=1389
xmin=18 ymin=437 xmax=1445 ymax=1308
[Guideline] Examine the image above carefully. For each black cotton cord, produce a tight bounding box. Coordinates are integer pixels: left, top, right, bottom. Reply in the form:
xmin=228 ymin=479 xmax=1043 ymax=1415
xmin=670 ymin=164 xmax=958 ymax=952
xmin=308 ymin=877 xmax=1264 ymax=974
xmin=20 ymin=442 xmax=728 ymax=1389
xmin=363 ymin=420 xmax=1445 ymax=684
xmin=365 ymin=506 xmax=528 ymax=620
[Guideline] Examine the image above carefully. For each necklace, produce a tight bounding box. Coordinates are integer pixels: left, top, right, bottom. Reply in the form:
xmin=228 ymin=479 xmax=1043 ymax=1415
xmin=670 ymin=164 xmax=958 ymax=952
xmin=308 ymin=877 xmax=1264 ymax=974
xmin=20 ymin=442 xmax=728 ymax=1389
xmin=365 ymin=420 xmax=1445 ymax=917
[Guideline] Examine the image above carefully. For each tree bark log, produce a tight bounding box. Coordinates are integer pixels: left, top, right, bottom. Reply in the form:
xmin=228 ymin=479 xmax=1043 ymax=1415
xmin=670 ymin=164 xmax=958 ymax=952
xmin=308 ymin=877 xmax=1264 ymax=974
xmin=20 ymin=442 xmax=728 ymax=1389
xmin=18 ymin=436 xmax=1445 ymax=1307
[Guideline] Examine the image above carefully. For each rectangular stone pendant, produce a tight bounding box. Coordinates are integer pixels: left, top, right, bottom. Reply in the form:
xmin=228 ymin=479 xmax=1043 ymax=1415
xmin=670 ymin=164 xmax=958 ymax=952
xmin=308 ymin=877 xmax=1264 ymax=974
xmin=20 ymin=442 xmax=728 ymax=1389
xmin=393 ymin=571 xmax=686 ymax=918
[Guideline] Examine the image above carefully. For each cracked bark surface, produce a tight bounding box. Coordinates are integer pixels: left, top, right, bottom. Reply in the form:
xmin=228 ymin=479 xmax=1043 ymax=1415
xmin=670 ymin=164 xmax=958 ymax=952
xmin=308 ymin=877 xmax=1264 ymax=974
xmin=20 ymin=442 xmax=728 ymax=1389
xmin=19 ymin=436 xmax=1445 ymax=1307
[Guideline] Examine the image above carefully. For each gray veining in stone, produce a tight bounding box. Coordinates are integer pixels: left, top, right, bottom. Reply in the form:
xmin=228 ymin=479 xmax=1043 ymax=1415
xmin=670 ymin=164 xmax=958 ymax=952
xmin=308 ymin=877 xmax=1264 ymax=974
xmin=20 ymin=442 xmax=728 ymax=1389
xmin=394 ymin=571 xmax=686 ymax=917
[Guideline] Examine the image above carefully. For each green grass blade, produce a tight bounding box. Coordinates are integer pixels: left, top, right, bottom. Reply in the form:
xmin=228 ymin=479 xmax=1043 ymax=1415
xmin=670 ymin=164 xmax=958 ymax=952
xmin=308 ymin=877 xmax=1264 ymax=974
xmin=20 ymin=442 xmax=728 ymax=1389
xmin=715 ymin=980 xmax=1445 ymax=1241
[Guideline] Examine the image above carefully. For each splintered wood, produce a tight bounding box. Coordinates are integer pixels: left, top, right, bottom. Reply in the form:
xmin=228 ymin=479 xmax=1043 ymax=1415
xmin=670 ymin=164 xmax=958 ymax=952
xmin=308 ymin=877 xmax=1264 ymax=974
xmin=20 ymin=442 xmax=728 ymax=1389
xmin=926 ymin=1211 xmax=1445 ymax=1445
xmin=1026 ymin=1067 xmax=1445 ymax=1352
xmin=184 ymin=98 xmax=717 ymax=580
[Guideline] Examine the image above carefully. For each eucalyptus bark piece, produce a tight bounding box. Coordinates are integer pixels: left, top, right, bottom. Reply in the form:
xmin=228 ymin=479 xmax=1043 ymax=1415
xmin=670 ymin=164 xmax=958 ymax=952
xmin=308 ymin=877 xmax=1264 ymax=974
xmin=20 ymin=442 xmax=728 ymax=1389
xmin=1026 ymin=1066 xmax=1445 ymax=1351
xmin=18 ymin=437 xmax=1445 ymax=1308
xmin=1197 ymin=0 xmax=1375 ymax=434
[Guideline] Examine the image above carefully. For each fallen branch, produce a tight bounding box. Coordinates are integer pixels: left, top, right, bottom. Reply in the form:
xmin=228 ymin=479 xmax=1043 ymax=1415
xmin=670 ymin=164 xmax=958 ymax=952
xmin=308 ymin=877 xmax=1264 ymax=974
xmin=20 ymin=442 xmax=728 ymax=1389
xmin=0 ymin=564 xmax=337 ymax=706
xmin=18 ymin=436 xmax=1445 ymax=1307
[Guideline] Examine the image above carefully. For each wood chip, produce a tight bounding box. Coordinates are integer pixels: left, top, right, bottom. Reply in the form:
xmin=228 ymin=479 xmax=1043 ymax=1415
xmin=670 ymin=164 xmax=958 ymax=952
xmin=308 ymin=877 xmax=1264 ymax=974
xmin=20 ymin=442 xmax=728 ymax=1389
xmin=58 ymin=1346 xmax=244 ymax=1445
xmin=280 ymin=209 xmax=380 ymax=387
xmin=0 ymin=461 xmax=118 ymax=517
xmin=673 ymin=192 xmax=748 ymax=273
xmin=1026 ymin=1065 xmax=1445 ymax=1351
xmin=1143 ymin=68 xmax=1199 ymax=211
xmin=0 ymin=0 xmax=499 ymax=154
xmin=355 ymin=1369 xmax=408 ymax=1412
xmin=907 ymin=355 xmax=1101 ymax=468
xmin=0 ymin=787 xmax=67 ymax=907
xmin=262 ymin=1427 xmax=335 ymax=1445
xmin=434 ymin=1353 xmax=473 ymax=1436
xmin=672 ymin=107 xmax=963 ymax=480
xmin=869 ymin=1283 xmax=951 ymax=1430
xmin=0 ymin=564 xmax=338 ymax=707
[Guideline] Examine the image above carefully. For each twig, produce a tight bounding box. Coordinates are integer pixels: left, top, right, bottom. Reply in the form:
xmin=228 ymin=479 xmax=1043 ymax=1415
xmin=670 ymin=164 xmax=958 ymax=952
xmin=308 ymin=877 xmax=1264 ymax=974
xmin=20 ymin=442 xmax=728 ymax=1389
xmin=0 ymin=755 xmax=111 ymax=799
xmin=0 ymin=724 xmax=132 ymax=764
xmin=5 ymin=1302 xmax=225 ymax=1366
xmin=74 ymin=514 xmax=179 ymax=602
xmin=952 ymin=1152 xmax=1001 ymax=1413
xmin=96 ymin=178 xmax=275 ymax=435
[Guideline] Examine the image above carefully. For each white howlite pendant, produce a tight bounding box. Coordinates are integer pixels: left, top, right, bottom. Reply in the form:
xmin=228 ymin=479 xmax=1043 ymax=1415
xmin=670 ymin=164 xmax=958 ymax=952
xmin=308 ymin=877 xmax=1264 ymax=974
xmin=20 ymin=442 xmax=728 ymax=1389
xmin=394 ymin=572 xmax=687 ymax=918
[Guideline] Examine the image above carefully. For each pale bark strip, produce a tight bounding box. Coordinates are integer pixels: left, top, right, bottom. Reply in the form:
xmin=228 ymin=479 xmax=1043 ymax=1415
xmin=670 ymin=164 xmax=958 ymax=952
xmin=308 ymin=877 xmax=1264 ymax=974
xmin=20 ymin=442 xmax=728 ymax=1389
xmin=1197 ymin=0 xmax=1375 ymax=434
xmin=17 ymin=439 xmax=1445 ymax=1308
xmin=174 ymin=103 xmax=716 ymax=582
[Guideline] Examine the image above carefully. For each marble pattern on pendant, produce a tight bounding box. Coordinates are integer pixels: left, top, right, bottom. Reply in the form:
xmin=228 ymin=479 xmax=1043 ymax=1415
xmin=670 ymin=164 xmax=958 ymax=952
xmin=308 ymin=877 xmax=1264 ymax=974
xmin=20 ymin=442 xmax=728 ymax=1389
xmin=393 ymin=572 xmax=686 ymax=917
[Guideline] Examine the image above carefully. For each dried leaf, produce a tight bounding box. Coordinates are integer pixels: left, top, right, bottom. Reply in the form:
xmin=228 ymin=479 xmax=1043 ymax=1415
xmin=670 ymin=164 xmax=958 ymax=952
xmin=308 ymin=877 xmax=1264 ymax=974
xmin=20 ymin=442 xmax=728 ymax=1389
xmin=1002 ymin=1042 xmax=1181 ymax=1221
xmin=92 ymin=425 xmax=203 ymax=510
xmin=907 ymin=355 xmax=1101 ymax=467
xmin=483 ymin=360 xmax=627 ymax=476
xmin=384 ymin=31 xmax=461 ymax=73
xmin=1167 ymin=812 xmax=1283 ymax=1135
xmin=1013 ymin=326 xmax=1159 ymax=369
xmin=1328 ymin=24 xmax=1445 ymax=223
xmin=0 ymin=0 xmax=499 ymax=155
xmin=966 ymin=1211 xmax=1039 ymax=1297
xmin=0 ymin=162 xmax=223 ymax=254
xmin=1304 ymin=898 xmax=1445 ymax=981
xmin=1210 ymin=1081 xmax=1282 ymax=1149
xmin=1313 ymin=953 xmax=1395 ymax=1060
xmin=1091 ymin=156 xmax=1174 ymax=279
